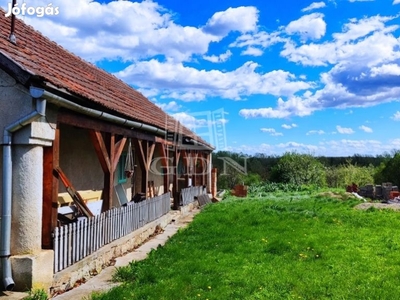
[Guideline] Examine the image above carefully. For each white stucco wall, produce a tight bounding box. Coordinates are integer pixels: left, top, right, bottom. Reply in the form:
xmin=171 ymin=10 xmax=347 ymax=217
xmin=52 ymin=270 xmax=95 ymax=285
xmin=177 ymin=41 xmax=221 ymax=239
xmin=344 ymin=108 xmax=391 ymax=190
xmin=0 ymin=70 xmax=33 ymax=142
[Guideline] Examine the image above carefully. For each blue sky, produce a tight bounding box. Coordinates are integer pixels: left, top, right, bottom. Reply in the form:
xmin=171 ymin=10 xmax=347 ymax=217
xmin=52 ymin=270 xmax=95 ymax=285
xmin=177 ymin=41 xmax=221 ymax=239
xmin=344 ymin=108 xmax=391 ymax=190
xmin=3 ymin=0 xmax=400 ymax=156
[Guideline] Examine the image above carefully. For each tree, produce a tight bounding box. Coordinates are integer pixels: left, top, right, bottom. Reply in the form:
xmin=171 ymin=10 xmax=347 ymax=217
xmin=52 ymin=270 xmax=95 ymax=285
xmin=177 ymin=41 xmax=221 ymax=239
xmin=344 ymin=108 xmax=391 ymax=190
xmin=270 ymin=152 xmax=326 ymax=186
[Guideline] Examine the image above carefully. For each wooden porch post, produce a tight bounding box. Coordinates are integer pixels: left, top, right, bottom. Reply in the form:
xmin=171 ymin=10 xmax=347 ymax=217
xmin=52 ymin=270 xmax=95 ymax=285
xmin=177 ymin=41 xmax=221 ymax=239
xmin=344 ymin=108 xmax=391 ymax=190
xmin=157 ymin=143 xmax=169 ymax=195
xmin=42 ymin=124 xmax=59 ymax=249
xmin=202 ymin=152 xmax=207 ymax=186
xmin=173 ymin=149 xmax=181 ymax=209
xmin=89 ymin=130 xmax=126 ymax=211
xmin=181 ymin=150 xmax=189 ymax=187
xmin=193 ymin=151 xmax=199 ymax=186
xmin=103 ymin=133 xmax=115 ymax=211
xmin=133 ymin=139 xmax=155 ymax=199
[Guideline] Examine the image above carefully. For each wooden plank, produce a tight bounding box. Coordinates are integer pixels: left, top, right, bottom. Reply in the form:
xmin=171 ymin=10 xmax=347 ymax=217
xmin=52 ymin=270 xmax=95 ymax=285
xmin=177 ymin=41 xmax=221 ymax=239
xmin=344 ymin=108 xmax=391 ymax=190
xmin=133 ymin=139 xmax=146 ymax=171
xmin=58 ymin=109 xmax=156 ymax=142
xmin=134 ymin=140 xmax=155 ymax=198
xmin=112 ymin=137 xmax=127 ymax=173
xmin=157 ymin=143 xmax=169 ymax=195
xmin=172 ymin=149 xmax=181 ymax=209
xmin=102 ymin=133 xmax=115 ymax=211
xmin=193 ymin=151 xmax=198 ymax=186
xmin=42 ymin=125 xmax=59 ymax=249
xmin=181 ymin=150 xmax=190 ymax=187
xmin=147 ymin=142 xmax=156 ymax=171
xmin=54 ymin=167 xmax=94 ymax=218
xmin=89 ymin=130 xmax=111 ymax=173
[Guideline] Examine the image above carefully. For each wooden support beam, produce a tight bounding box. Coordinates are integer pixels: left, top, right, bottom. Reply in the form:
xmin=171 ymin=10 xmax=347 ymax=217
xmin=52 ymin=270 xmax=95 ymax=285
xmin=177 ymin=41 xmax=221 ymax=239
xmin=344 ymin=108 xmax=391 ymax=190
xmin=112 ymin=137 xmax=127 ymax=173
xmin=181 ymin=150 xmax=190 ymax=187
xmin=202 ymin=152 xmax=207 ymax=186
xmin=206 ymin=152 xmax=211 ymax=193
xmin=193 ymin=151 xmax=199 ymax=186
xmin=102 ymin=133 xmax=115 ymax=211
xmin=133 ymin=139 xmax=155 ymax=198
xmin=157 ymin=143 xmax=169 ymax=195
xmin=88 ymin=130 xmax=111 ymax=173
xmin=173 ymin=149 xmax=181 ymax=209
xmin=42 ymin=125 xmax=59 ymax=249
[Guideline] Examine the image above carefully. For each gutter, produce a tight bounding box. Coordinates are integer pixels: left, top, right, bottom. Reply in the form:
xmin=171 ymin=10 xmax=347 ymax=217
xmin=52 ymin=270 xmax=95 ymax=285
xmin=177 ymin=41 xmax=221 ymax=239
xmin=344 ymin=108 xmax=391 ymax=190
xmin=39 ymin=88 xmax=213 ymax=150
xmin=1 ymin=87 xmax=46 ymax=291
xmin=39 ymin=89 xmax=167 ymax=137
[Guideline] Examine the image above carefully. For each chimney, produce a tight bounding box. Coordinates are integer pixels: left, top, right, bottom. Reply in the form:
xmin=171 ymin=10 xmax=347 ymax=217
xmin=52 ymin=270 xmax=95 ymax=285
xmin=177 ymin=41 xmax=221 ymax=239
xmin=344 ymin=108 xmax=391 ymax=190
xmin=9 ymin=0 xmax=17 ymax=44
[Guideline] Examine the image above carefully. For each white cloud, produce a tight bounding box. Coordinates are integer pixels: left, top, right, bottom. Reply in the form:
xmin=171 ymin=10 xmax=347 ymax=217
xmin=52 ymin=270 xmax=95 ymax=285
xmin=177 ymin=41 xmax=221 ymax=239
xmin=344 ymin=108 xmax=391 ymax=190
xmin=154 ymin=101 xmax=181 ymax=111
xmin=349 ymin=0 xmax=374 ymax=2
xmin=171 ymin=112 xmax=207 ymax=129
xmin=241 ymin=47 xmax=263 ymax=56
xmin=394 ymin=0 xmax=400 ymax=4
xmin=306 ymin=130 xmax=325 ymax=135
xmin=116 ymin=60 xmax=312 ymax=101
xmin=274 ymin=14 xmax=400 ymax=116
xmin=370 ymin=64 xmax=400 ymax=77
xmin=227 ymin=138 xmax=400 ymax=156
xmin=359 ymin=125 xmax=373 ymax=133
xmin=282 ymin=123 xmax=298 ymax=129
xmin=392 ymin=111 xmax=400 ymax=121
xmin=18 ymin=1 xmax=259 ymax=63
xmin=260 ymin=128 xmax=283 ymax=136
xmin=230 ymin=31 xmax=287 ymax=55
xmin=285 ymin=13 xmax=327 ymax=40
xmin=239 ymin=95 xmax=317 ymax=119
xmin=202 ymin=6 xmax=259 ymax=36
xmin=302 ymin=2 xmax=326 ymax=12
xmin=277 ymin=141 xmax=320 ymax=152
xmin=281 ymin=15 xmax=399 ymax=67
xmin=336 ymin=125 xmax=355 ymax=134
xmin=203 ymin=50 xmax=232 ymax=63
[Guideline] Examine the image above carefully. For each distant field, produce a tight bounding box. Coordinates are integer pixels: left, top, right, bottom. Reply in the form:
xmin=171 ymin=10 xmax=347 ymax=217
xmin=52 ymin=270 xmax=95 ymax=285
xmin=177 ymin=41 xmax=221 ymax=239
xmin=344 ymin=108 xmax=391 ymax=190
xmin=91 ymin=191 xmax=400 ymax=300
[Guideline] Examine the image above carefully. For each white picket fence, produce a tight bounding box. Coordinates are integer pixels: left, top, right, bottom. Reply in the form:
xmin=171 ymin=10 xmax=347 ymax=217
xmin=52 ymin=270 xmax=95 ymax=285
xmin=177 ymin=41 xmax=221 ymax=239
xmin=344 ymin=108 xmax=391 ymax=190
xmin=180 ymin=186 xmax=206 ymax=206
xmin=53 ymin=193 xmax=170 ymax=273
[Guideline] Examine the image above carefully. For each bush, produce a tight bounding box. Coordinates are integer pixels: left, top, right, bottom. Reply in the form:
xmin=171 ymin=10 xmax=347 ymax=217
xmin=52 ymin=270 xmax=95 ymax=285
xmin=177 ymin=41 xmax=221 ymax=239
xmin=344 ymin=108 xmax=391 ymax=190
xmin=270 ymin=152 xmax=326 ymax=187
xmin=24 ymin=289 xmax=48 ymax=300
xmin=325 ymin=162 xmax=375 ymax=188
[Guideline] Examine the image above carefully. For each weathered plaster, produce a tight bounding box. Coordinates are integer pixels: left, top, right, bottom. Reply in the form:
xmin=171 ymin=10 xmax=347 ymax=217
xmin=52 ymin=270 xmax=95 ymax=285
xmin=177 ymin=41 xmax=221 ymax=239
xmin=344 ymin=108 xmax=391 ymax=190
xmin=11 ymin=145 xmax=43 ymax=255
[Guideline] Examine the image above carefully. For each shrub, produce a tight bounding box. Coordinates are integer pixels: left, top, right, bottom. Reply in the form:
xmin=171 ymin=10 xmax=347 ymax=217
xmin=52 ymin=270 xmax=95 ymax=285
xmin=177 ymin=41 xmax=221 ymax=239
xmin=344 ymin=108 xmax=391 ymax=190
xmin=24 ymin=289 xmax=48 ymax=300
xmin=270 ymin=152 xmax=326 ymax=187
xmin=325 ymin=162 xmax=375 ymax=188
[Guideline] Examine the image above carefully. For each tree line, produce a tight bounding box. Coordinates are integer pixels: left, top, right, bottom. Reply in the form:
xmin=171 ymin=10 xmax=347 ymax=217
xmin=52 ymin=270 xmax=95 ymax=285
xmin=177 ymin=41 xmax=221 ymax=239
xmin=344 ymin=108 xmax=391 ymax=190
xmin=212 ymin=150 xmax=400 ymax=189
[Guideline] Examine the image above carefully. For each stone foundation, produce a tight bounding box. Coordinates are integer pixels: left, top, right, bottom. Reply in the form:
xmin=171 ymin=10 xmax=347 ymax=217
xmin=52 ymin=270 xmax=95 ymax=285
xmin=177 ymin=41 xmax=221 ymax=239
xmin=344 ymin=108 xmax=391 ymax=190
xmin=11 ymin=250 xmax=54 ymax=292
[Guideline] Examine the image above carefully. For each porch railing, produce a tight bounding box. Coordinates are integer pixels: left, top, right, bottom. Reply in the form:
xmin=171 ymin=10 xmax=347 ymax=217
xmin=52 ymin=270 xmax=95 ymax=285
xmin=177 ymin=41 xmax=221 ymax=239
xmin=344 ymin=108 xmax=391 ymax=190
xmin=53 ymin=192 xmax=170 ymax=273
xmin=180 ymin=186 xmax=206 ymax=206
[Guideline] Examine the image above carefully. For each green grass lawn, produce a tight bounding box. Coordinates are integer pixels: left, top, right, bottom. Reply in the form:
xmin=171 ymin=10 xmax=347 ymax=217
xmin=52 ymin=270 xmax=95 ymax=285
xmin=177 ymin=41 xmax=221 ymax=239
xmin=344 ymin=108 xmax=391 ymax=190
xmin=91 ymin=191 xmax=400 ymax=300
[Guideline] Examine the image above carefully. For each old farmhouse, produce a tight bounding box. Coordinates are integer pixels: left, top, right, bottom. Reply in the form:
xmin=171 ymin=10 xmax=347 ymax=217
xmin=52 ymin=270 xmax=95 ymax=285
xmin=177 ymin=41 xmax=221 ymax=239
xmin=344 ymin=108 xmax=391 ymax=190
xmin=0 ymin=11 xmax=214 ymax=292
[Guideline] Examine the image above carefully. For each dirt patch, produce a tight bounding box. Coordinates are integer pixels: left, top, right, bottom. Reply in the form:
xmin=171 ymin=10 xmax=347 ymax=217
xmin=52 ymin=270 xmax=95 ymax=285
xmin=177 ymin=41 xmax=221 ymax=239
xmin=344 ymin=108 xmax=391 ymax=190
xmin=355 ymin=203 xmax=400 ymax=211
xmin=317 ymin=191 xmax=361 ymax=201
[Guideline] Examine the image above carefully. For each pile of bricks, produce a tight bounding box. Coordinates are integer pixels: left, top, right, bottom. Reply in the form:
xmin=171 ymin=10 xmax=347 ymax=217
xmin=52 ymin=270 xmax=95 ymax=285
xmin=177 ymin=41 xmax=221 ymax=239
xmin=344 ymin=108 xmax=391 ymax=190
xmin=356 ymin=182 xmax=398 ymax=200
xmin=231 ymin=185 xmax=248 ymax=197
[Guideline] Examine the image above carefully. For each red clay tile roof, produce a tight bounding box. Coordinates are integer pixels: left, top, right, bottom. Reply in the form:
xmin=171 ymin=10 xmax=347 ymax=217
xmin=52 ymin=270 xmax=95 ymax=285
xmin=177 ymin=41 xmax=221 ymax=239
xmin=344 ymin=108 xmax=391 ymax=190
xmin=0 ymin=12 xmax=213 ymax=149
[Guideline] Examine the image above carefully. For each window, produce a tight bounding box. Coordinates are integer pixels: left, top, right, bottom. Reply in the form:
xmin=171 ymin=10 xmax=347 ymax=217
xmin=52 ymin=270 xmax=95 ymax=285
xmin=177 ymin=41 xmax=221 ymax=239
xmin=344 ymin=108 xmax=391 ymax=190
xmin=117 ymin=152 xmax=127 ymax=184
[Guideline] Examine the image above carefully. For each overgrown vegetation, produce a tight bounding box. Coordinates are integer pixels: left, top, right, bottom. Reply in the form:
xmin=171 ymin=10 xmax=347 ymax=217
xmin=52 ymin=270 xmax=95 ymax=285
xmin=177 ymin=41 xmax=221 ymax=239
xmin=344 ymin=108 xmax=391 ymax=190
xmin=269 ymin=152 xmax=326 ymax=186
xmin=23 ymin=288 xmax=48 ymax=300
xmin=213 ymin=150 xmax=398 ymax=189
xmin=90 ymin=191 xmax=400 ymax=299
